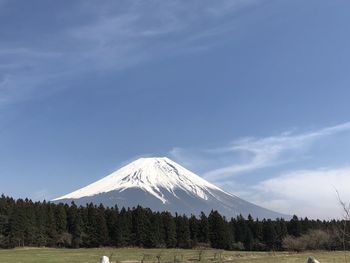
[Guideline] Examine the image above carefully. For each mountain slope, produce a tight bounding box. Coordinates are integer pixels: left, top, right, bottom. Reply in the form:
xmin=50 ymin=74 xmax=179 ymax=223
xmin=53 ymin=157 xmax=288 ymax=219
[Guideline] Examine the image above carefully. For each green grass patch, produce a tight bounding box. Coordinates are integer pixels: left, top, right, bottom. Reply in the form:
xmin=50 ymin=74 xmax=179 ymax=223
xmin=0 ymin=248 xmax=348 ymax=263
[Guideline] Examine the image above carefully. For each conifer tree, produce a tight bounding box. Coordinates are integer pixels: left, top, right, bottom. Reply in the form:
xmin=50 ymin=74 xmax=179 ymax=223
xmin=146 ymin=212 xmax=164 ymax=248
xmin=288 ymin=215 xmax=302 ymax=237
xmin=198 ymin=212 xmax=209 ymax=244
xmin=105 ymin=207 xmax=119 ymax=246
xmin=175 ymin=214 xmax=191 ymax=248
xmin=234 ymin=215 xmax=247 ymax=245
xmin=0 ymin=196 xmax=7 ymax=246
xmin=34 ymin=202 xmax=47 ymax=246
xmin=67 ymin=202 xmax=82 ymax=248
xmin=243 ymin=215 xmax=254 ymax=250
xmin=275 ymin=218 xmax=288 ymax=250
xmin=55 ymin=204 xmax=67 ymax=234
xmin=85 ymin=203 xmax=99 ymax=247
xmin=9 ymin=200 xmax=26 ymax=247
xmin=0 ymin=195 xmax=347 ymax=251
xmin=45 ymin=203 xmax=58 ymax=246
xmin=55 ymin=204 xmax=70 ymax=247
xmin=118 ymin=207 xmax=132 ymax=247
xmin=95 ymin=204 xmax=109 ymax=246
xmin=208 ymin=210 xmax=232 ymax=249
xmin=161 ymin=211 xmax=176 ymax=248
xmin=189 ymin=215 xmax=199 ymax=246
xmin=263 ymin=219 xmax=277 ymax=250
xmin=131 ymin=206 xmax=149 ymax=247
xmin=252 ymin=218 xmax=263 ymax=242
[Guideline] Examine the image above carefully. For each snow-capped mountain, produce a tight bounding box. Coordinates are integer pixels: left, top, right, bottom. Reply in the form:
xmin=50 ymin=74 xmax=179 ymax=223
xmin=53 ymin=157 xmax=287 ymax=219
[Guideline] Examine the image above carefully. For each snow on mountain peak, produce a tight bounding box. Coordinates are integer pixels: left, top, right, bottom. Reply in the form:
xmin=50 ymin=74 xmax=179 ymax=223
xmin=53 ymin=157 xmax=222 ymax=203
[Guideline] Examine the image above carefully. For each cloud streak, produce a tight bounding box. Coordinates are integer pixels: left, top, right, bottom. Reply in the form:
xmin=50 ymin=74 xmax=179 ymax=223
xmin=249 ymin=166 xmax=350 ymax=219
xmin=169 ymin=122 xmax=350 ymax=218
xmin=203 ymin=122 xmax=350 ymax=181
xmin=0 ymin=0 xmax=259 ymax=106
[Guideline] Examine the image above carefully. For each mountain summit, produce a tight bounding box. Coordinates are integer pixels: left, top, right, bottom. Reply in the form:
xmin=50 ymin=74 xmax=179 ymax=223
xmin=53 ymin=157 xmax=287 ymax=219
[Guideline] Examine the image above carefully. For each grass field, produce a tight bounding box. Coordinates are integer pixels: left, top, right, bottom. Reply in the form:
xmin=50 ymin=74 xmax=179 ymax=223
xmin=0 ymin=248 xmax=348 ymax=263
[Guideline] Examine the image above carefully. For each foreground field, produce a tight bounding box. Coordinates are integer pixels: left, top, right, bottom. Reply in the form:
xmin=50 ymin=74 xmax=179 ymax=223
xmin=0 ymin=248 xmax=348 ymax=263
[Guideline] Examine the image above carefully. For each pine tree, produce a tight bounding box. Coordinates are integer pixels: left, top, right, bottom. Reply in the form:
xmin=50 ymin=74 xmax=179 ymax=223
xmin=95 ymin=204 xmax=109 ymax=246
xmin=252 ymin=218 xmax=264 ymax=250
xmin=0 ymin=196 xmax=11 ymax=248
xmin=131 ymin=206 xmax=149 ymax=247
xmin=301 ymin=217 xmax=310 ymax=234
xmin=288 ymin=215 xmax=302 ymax=237
xmin=208 ymin=210 xmax=231 ymax=249
xmin=105 ymin=207 xmax=119 ymax=246
xmin=0 ymin=195 xmax=346 ymax=251
xmin=55 ymin=204 xmax=67 ymax=234
xmin=189 ymin=215 xmax=199 ymax=246
xmin=198 ymin=212 xmax=209 ymax=244
xmin=162 ymin=212 xmax=176 ymax=248
xmin=252 ymin=218 xmax=263 ymax=242
xmin=28 ymin=200 xmax=39 ymax=246
xmin=9 ymin=200 xmax=26 ymax=247
xmin=234 ymin=215 xmax=247 ymax=245
xmin=275 ymin=218 xmax=288 ymax=250
xmin=117 ymin=207 xmax=132 ymax=247
xmin=35 ymin=202 xmax=47 ymax=246
xmin=243 ymin=215 xmax=254 ymax=250
xmin=45 ymin=203 xmax=58 ymax=246
xmin=55 ymin=204 xmax=70 ymax=247
xmin=243 ymin=227 xmax=254 ymax=251
xmin=67 ymin=202 xmax=82 ymax=248
xmin=263 ymin=219 xmax=277 ymax=250
xmin=146 ymin=212 xmax=164 ymax=248
xmin=85 ymin=203 xmax=99 ymax=247
xmin=229 ymin=218 xmax=236 ymax=243
xmin=175 ymin=214 xmax=191 ymax=248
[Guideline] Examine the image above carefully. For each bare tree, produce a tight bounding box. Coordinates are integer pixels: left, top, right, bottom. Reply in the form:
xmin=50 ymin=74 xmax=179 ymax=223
xmin=336 ymin=190 xmax=350 ymax=263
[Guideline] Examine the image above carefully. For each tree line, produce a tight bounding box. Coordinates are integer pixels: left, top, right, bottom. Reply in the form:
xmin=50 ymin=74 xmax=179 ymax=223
xmin=0 ymin=195 xmax=348 ymax=250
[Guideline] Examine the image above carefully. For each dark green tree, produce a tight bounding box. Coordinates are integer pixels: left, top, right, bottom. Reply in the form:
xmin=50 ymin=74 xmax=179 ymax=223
xmin=162 ymin=212 xmax=176 ymax=248
xmin=9 ymin=200 xmax=26 ymax=247
xmin=145 ymin=212 xmax=164 ymax=248
xmin=208 ymin=210 xmax=232 ymax=249
xmin=131 ymin=206 xmax=149 ymax=247
xmin=198 ymin=212 xmax=209 ymax=244
xmin=117 ymin=207 xmax=132 ymax=247
xmin=288 ymin=215 xmax=302 ymax=237
xmin=263 ymin=219 xmax=277 ymax=250
xmin=175 ymin=214 xmax=191 ymax=248
xmin=67 ymin=202 xmax=82 ymax=248
xmin=95 ymin=204 xmax=109 ymax=246
xmin=55 ymin=204 xmax=67 ymax=234
xmin=189 ymin=215 xmax=199 ymax=246
xmin=105 ymin=207 xmax=119 ymax=246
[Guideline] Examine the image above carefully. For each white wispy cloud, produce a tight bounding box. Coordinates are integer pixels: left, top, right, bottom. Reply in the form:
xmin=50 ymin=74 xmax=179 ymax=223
xmin=203 ymin=122 xmax=350 ymax=181
xmin=169 ymin=122 xmax=350 ymax=218
xmin=0 ymin=74 xmax=41 ymax=105
xmin=249 ymin=167 xmax=350 ymax=219
xmin=66 ymin=0 xmax=258 ymax=71
xmin=0 ymin=0 xmax=259 ymax=106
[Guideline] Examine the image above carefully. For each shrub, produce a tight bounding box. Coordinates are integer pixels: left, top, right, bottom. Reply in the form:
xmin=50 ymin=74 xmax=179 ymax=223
xmin=283 ymin=230 xmax=331 ymax=252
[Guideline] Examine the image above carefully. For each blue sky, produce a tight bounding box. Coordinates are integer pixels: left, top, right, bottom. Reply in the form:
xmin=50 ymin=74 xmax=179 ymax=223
xmin=1 ymin=0 xmax=350 ymax=219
